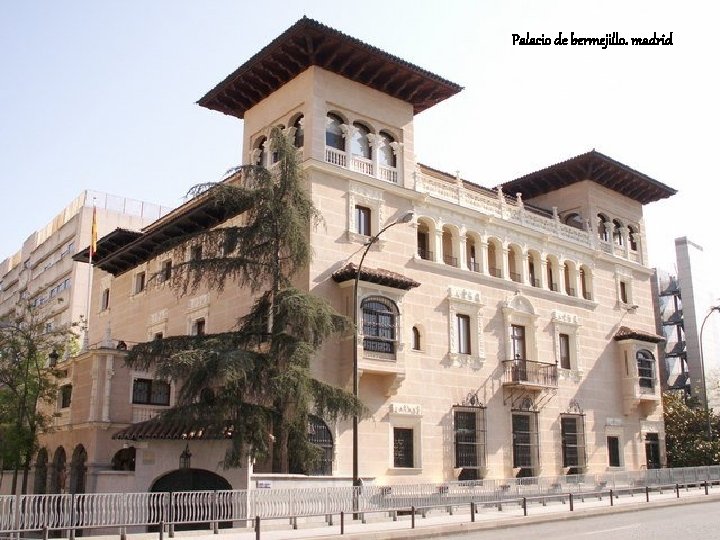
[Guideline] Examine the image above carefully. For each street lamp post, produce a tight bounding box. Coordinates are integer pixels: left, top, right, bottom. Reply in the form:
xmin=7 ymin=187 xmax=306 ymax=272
xmin=699 ymin=305 xmax=720 ymax=456
xmin=352 ymin=212 xmax=414 ymax=488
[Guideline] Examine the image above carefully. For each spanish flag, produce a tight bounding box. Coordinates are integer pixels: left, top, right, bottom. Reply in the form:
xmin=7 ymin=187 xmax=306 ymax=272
xmin=90 ymin=206 xmax=98 ymax=258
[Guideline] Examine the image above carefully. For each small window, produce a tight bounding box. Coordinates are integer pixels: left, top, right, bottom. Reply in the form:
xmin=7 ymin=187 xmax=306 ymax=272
xmin=628 ymin=226 xmax=638 ymax=251
xmin=132 ymin=378 xmax=170 ymax=406
xmin=457 ymin=314 xmax=471 ymax=355
xmin=254 ymin=136 xmax=267 ymax=166
xmin=511 ymin=325 xmax=526 ymax=360
xmin=597 ymin=214 xmax=609 ymax=242
xmin=561 ymin=415 xmax=586 ymax=469
xmin=192 ymin=318 xmax=206 ymax=336
xmin=134 ymin=272 xmax=146 ymax=294
xmin=613 ymin=219 xmax=624 ymax=246
xmin=190 ymin=245 xmax=202 ymax=261
xmin=161 ymin=260 xmax=172 ymax=282
xmin=59 ymin=385 xmax=72 ymax=409
xmin=637 ymin=350 xmax=655 ymax=391
xmin=620 ymin=281 xmax=628 ymax=304
xmin=607 ymin=435 xmax=621 ymax=467
xmin=559 ymin=333 xmax=571 ymax=370
xmin=100 ymin=288 xmax=110 ymax=311
xmin=417 ymin=227 xmax=431 ymax=261
xmin=412 ymin=326 xmax=421 ymax=351
xmin=355 ymin=205 xmax=371 ymax=236
xmin=393 ymin=427 xmax=414 ymax=468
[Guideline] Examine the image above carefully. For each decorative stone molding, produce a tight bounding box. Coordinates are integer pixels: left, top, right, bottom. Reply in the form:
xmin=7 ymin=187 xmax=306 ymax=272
xmin=389 ymin=403 xmax=422 ymax=416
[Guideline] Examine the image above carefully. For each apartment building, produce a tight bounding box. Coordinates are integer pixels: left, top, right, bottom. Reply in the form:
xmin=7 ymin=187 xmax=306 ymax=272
xmin=0 ymin=191 xmax=169 ymax=340
xmin=33 ymin=18 xmax=675 ymax=495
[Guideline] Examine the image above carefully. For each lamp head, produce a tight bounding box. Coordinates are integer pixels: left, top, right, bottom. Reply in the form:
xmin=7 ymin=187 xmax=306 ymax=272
xmin=397 ymin=211 xmax=414 ymax=224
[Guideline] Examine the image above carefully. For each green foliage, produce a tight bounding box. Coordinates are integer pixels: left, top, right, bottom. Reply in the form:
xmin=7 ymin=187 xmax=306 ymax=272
xmin=0 ymin=304 xmax=70 ymax=493
xmin=663 ymin=391 xmax=720 ymax=467
xmin=127 ymin=127 xmax=361 ymax=473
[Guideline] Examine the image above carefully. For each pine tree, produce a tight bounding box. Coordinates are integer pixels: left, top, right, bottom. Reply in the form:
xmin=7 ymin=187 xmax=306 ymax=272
xmin=127 ymin=127 xmax=360 ymax=473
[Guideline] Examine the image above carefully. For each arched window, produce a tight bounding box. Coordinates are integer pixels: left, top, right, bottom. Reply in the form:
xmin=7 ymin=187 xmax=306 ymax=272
xmin=412 ymin=326 xmax=421 ymax=351
xmin=579 ymin=266 xmax=592 ymax=300
xmin=564 ymin=213 xmax=584 ymax=230
xmin=293 ymin=115 xmax=304 ymax=148
xmin=351 ymin=122 xmax=371 ymax=159
xmin=597 ymin=214 xmax=609 ymax=242
xmin=111 ymin=447 xmax=136 ymax=471
xmin=69 ymin=444 xmax=87 ymax=494
xmin=613 ymin=219 xmax=624 ymax=246
xmin=326 ymin=113 xmax=345 ymax=150
xmin=254 ymin=137 xmax=266 ymax=167
xmin=271 ymin=125 xmax=284 ymax=163
xmin=628 ymin=225 xmax=638 ymax=251
xmin=49 ymin=447 xmax=66 ymax=494
xmin=637 ymin=350 xmax=655 ymax=391
xmin=361 ymin=296 xmax=398 ymax=354
xmin=378 ymin=131 xmax=396 ymax=168
xmin=307 ymin=415 xmax=333 ymax=476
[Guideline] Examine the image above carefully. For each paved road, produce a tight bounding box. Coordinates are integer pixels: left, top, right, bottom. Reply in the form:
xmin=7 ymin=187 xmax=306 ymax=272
xmin=442 ymin=499 xmax=720 ymax=540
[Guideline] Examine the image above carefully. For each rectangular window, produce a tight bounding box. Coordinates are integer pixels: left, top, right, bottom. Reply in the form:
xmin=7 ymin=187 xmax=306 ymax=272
xmin=134 ymin=272 xmax=146 ymax=294
xmin=511 ymin=325 xmax=526 ymax=360
xmin=100 ymin=288 xmax=110 ymax=311
xmin=645 ymin=433 xmax=661 ymax=469
xmin=192 ymin=318 xmax=206 ymax=336
xmin=637 ymin=355 xmax=654 ymax=390
xmin=561 ymin=415 xmax=586 ymax=468
xmin=620 ymin=281 xmax=628 ymax=304
xmin=132 ymin=378 xmax=171 ymax=406
xmin=457 ymin=314 xmax=471 ymax=354
xmin=355 ymin=205 xmax=371 ymax=236
xmin=59 ymin=385 xmax=72 ymax=409
xmin=559 ymin=333 xmax=571 ymax=370
xmin=512 ymin=413 xmax=539 ymax=475
xmin=454 ymin=408 xmax=486 ymax=480
xmin=190 ymin=245 xmax=202 ymax=261
xmin=417 ymin=230 xmax=431 ymax=260
xmin=161 ymin=260 xmax=172 ymax=282
xmin=393 ymin=427 xmax=414 ymax=468
xmin=607 ymin=435 xmax=621 ymax=467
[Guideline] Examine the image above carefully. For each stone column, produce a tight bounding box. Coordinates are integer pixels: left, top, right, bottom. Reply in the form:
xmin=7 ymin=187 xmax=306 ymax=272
xmin=539 ymin=255 xmax=548 ymax=289
xmin=458 ymin=231 xmax=468 ymax=270
xmin=500 ymin=245 xmax=509 ymax=280
xmin=341 ymin=124 xmax=354 ymax=168
xmin=367 ymin=133 xmax=380 ymax=178
xmin=479 ymin=238 xmax=489 ymax=276
xmin=521 ymin=251 xmax=530 ymax=286
xmin=390 ymin=142 xmax=403 ymax=184
xmin=433 ymin=226 xmax=444 ymax=264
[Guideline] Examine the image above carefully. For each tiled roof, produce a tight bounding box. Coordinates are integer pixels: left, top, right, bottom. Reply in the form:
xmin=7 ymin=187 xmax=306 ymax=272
xmin=500 ymin=150 xmax=676 ymax=205
xmin=198 ymin=17 xmax=462 ymax=118
xmin=614 ymin=326 xmax=665 ymax=343
xmin=332 ymin=263 xmax=420 ymax=290
xmin=112 ymin=417 xmax=233 ymax=441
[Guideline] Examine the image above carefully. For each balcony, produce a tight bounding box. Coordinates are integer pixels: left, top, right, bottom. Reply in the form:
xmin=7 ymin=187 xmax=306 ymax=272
xmin=489 ymin=267 xmax=502 ymax=278
xmin=510 ymin=272 xmax=522 ymax=283
xmin=417 ymin=248 xmax=434 ymax=261
xmin=502 ymin=359 xmax=558 ymax=389
xmin=325 ymin=147 xmax=398 ymax=184
xmin=443 ymin=255 xmax=459 ymax=268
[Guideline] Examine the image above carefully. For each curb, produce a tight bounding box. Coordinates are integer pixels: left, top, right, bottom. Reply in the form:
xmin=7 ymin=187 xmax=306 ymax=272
xmin=336 ymin=492 xmax=720 ymax=540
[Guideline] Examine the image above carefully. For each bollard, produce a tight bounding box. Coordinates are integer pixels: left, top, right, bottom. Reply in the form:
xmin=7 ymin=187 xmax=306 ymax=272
xmin=676 ymin=484 xmax=680 ymax=498
xmin=471 ymin=501 xmax=476 ymax=522
xmin=569 ymin=493 xmax=574 ymax=512
xmin=705 ymin=481 xmax=709 ymax=495
xmin=411 ymin=506 xmax=416 ymax=529
xmin=610 ymin=490 xmax=614 ymax=506
xmin=645 ymin=486 xmax=650 ymax=502
xmin=255 ymin=516 xmax=260 ymax=540
xmin=159 ymin=521 xmax=164 ymax=540
xmin=522 ymin=497 xmax=527 ymax=516
xmin=340 ymin=511 xmax=345 ymax=535
xmin=42 ymin=526 xmax=49 ymax=540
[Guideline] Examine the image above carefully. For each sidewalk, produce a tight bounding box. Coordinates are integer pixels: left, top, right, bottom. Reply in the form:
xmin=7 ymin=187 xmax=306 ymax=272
xmin=88 ymin=484 xmax=720 ymax=540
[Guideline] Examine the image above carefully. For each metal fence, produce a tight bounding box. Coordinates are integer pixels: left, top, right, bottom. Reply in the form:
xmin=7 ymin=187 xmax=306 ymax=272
xmin=2 ymin=465 xmax=720 ymax=534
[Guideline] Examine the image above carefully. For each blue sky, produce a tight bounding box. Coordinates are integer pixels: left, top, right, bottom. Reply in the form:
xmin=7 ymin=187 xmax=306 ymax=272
xmin=2 ymin=0 xmax=718 ymax=277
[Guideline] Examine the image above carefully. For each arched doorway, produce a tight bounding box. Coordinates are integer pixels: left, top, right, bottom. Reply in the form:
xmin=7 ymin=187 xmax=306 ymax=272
xmin=48 ymin=447 xmax=66 ymax=494
xmin=150 ymin=469 xmax=232 ymax=531
xmin=69 ymin=444 xmax=87 ymax=494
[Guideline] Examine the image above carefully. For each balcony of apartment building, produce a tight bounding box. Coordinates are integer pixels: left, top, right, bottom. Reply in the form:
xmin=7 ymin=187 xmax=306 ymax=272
xmin=502 ymin=357 xmax=558 ymax=390
xmin=616 ymin=337 xmax=663 ymax=414
xmin=325 ymin=113 xmax=400 ymax=185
